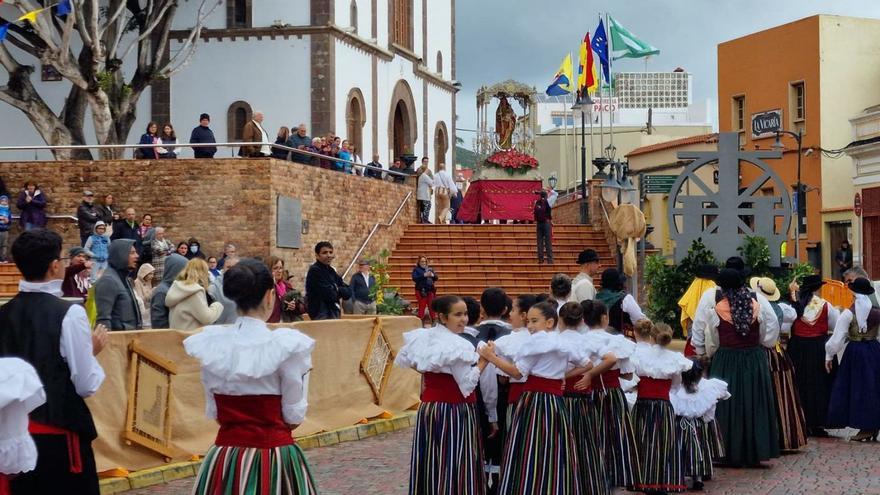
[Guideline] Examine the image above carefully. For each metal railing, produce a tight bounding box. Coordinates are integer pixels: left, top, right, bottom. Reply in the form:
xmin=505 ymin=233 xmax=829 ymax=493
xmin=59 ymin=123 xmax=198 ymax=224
xmin=342 ymin=191 xmax=413 ymax=279
xmin=0 ymin=141 xmax=412 ymax=178
xmin=10 ymin=214 xmax=78 ymax=224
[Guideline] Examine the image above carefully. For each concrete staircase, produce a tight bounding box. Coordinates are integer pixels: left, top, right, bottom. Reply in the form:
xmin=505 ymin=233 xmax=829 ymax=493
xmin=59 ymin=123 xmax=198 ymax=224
xmin=387 ymin=224 xmax=616 ymax=302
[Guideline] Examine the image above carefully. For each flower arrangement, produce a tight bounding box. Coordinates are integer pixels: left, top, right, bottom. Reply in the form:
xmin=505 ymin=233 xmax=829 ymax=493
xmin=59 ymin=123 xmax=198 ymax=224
xmin=485 ymin=149 xmax=539 ymax=175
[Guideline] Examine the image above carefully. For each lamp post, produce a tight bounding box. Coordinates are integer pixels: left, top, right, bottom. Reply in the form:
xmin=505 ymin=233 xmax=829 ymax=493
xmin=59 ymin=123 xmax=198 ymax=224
xmin=548 ymin=173 xmax=558 ymax=191
xmin=571 ymin=94 xmax=594 ymax=224
xmin=773 ymin=129 xmax=804 ymax=262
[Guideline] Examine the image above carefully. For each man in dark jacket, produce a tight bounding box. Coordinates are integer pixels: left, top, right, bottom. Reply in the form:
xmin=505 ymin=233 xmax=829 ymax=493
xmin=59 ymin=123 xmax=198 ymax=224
xmin=111 ymin=207 xmax=143 ymax=255
xmin=534 ymin=191 xmax=553 ymax=264
xmin=94 ymin=239 xmax=142 ymax=330
xmin=305 ymin=241 xmax=352 ymax=320
xmin=190 ymin=113 xmax=218 ymax=158
xmin=348 ymin=259 xmax=376 ymax=315
xmin=286 ymin=123 xmax=312 ymax=164
xmin=76 ymin=190 xmax=100 ymax=246
xmin=150 ymin=253 xmax=187 ymax=329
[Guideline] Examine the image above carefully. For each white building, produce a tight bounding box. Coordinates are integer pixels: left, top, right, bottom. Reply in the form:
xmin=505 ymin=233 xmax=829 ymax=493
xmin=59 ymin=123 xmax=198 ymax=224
xmin=0 ymin=0 xmax=457 ymax=166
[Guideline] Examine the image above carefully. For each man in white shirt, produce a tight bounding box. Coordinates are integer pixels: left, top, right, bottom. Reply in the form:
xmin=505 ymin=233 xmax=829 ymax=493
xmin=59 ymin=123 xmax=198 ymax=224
xmin=0 ymin=229 xmax=107 ymax=494
xmin=433 ymin=161 xmax=459 ymax=224
xmin=570 ymin=249 xmax=601 ymax=303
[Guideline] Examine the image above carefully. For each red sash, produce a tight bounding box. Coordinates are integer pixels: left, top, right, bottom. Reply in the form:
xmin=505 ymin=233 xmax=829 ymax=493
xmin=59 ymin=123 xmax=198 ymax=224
xmin=591 ymin=369 xmax=621 ymax=391
xmin=564 ymin=375 xmax=591 ymax=395
xmin=214 ymin=395 xmax=295 ymax=448
xmin=523 ymin=376 xmax=564 ymax=397
xmin=28 ymin=421 xmax=81 ymax=473
xmin=508 ymin=382 xmax=525 ymax=404
xmin=637 ymin=377 xmax=672 ymax=400
xmin=0 ymin=474 xmax=10 ymax=495
xmin=421 ymin=372 xmax=476 ymax=404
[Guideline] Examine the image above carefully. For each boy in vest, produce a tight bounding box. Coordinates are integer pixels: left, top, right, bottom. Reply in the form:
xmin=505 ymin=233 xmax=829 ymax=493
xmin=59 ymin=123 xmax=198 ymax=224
xmin=0 ymin=229 xmax=108 ymax=494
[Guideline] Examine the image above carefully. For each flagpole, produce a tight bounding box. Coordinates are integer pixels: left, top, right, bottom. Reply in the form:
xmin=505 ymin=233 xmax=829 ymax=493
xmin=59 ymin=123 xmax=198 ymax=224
xmin=606 ymin=12 xmax=614 ymax=154
xmin=598 ymin=14 xmax=605 ymax=164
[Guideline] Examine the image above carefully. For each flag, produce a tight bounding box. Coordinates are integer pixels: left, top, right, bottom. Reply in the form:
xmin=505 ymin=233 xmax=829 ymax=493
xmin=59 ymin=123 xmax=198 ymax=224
xmin=591 ymin=18 xmax=610 ymax=83
xmin=0 ymin=24 xmax=8 ymax=43
xmin=56 ymin=0 xmax=72 ymax=16
xmin=546 ymin=54 xmax=573 ymax=96
xmin=609 ymin=16 xmax=659 ymax=60
xmin=577 ymin=32 xmax=598 ymax=99
xmin=18 ymin=7 xmax=47 ymax=24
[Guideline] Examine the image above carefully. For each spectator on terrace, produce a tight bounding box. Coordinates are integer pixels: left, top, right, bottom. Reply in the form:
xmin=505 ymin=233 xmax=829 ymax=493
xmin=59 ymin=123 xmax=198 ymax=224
xmin=138 ymin=214 xmax=156 ymax=243
xmin=287 ymin=123 xmax=312 ymax=164
xmin=98 ymin=193 xmax=118 ymax=229
xmin=176 ymin=241 xmax=189 ymax=257
xmin=272 ymin=126 xmax=291 ymax=160
xmin=94 ymin=239 xmax=142 ymax=330
xmin=186 ymin=237 xmax=206 ymax=260
xmin=165 ymin=258 xmax=223 ymax=330
xmin=306 ymin=137 xmax=322 ymax=167
xmin=151 ymin=227 xmax=174 ymax=283
xmin=208 ymin=255 xmax=239 ymax=324
xmin=351 ymin=144 xmax=362 ymax=167
xmin=190 ymin=113 xmax=218 ymax=158
xmin=16 ymin=182 xmax=47 ymax=231
xmin=62 ymin=246 xmax=93 ymax=300
xmin=158 ymin=123 xmax=178 ymax=159
xmin=433 ymin=162 xmax=459 ymax=224
xmin=0 ymin=195 xmax=10 ymax=261
xmin=76 ymin=190 xmax=101 ymax=246
xmin=416 ymin=163 xmax=434 ymax=224
xmin=366 ymin=154 xmax=384 ymax=180
xmin=390 ymin=158 xmax=406 ymax=183
xmin=134 ymin=263 xmax=155 ymax=328
xmin=305 ymin=241 xmax=351 ymax=320
xmin=207 ymin=256 xmax=221 ymax=280
xmin=137 ymin=121 xmax=160 ymax=159
xmin=217 ymin=243 xmax=237 ymax=270
xmin=337 ymin=140 xmax=354 ymax=174
xmin=111 ymin=207 xmax=143 ymax=256
xmin=319 ymin=139 xmax=335 ymax=170
xmin=240 ymin=111 xmax=271 ymax=157
xmin=85 ymin=221 xmax=110 ymax=279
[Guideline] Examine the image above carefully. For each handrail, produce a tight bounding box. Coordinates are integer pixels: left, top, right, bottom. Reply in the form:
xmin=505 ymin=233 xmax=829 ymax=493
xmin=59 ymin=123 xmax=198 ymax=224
xmin=342 ymin=191 xmax=413 ymax=279
xmin=10 ymin=214 xmax=78 ymax=223
xmin=0 ymin=141 xmax=411 ymax=177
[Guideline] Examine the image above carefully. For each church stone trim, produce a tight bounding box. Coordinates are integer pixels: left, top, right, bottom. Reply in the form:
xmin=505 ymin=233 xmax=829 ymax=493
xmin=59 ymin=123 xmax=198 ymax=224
xmin=388 ymin=79 xmax=418 ymax=158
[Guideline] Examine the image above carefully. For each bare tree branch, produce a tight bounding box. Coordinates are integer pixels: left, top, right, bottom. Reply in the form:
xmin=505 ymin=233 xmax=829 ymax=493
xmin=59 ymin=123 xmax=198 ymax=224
xmin=118 ymin=0 xmax=173 ymax=63
xmin=161 ymin=0 xmax=221 ymax=77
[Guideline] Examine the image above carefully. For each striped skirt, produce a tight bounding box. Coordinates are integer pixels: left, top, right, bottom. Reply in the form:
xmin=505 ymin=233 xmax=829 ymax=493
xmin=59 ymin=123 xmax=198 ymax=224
xmin=766 ymin=347 xmax=808 ymax=450
xmin=632 ymin=399 xmax=685 ymax=493
xmin=702 ymin=419 xmax=725 ymax=460
xmin=500 ymin=391 xmax=581 ymax=495
xmin=593 ymin=387 xmax=640 ymax=488
xmin=192 ymin=443 xmax=317 ymax=495
xmin=410 ymin=401 xmax=485 ymax=495
xmin=677 ymin=416 xmax=713 ymax=479
xmin=561 ymin=395 xmax=611 ymax=495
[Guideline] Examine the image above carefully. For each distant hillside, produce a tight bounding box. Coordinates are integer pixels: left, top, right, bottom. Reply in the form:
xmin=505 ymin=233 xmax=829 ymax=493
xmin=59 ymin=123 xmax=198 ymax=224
xmin=456 ymin=146 xmax=479 ymax=169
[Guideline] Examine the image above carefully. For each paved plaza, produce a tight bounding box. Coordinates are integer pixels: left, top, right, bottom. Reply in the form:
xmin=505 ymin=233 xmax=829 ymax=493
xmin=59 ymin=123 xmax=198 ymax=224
xmin=122 ymin=427 xmax=880 ymax=494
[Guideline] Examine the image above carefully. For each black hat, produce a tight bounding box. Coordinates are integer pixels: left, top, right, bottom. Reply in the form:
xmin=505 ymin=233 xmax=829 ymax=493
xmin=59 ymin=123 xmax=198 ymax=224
xmin=717 ymin=268 xmax=744 ymax=290
xmin=577 ymin=249 xmax=600 ymax=265
xmin=199 ymin=113 xmax=210 ymax=121
xmin=799 ymin=274 xmax=826 ymax=294
xmin=696 ymin=264 xmax=719 ymax=280
xmin=725 ymin=256 xmax=752 ymax=279
xmin=601 ymin=268 xmax=625 ymax=291
xmin=848 ymin=277 xmax=875 ymax=296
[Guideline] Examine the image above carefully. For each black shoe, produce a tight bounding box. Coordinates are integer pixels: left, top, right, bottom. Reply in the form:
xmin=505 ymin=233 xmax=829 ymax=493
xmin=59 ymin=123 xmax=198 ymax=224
xmin=850 ymin=430 xmax=878 ymax=442
xmin=692 ymin=480 xmax=704 ymax=491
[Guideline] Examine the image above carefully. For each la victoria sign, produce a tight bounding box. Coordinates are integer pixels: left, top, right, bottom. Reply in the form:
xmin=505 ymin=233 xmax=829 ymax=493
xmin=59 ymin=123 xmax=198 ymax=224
xmin=751 ymin=109 xmax=783 ymax=139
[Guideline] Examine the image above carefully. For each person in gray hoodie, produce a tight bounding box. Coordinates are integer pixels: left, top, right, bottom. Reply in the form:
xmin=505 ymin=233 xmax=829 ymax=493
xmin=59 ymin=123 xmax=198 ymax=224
xmin=94 ymin=238 xmax=142 ymax=330
xmin=207 ymin=256 xmax=239 ymax=324
xmin=150 ymin=253 xmax=187 ymax=329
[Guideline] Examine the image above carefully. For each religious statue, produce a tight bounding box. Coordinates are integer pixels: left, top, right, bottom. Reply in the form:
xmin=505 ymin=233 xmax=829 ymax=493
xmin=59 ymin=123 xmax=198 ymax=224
xmin=495 ymin=96 xmax=516 ymax=150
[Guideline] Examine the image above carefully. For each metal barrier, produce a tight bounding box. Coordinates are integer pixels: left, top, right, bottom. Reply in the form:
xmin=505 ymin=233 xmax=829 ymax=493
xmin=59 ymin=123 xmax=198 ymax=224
xmin=342 ymin=191 xmax=414 ymax=279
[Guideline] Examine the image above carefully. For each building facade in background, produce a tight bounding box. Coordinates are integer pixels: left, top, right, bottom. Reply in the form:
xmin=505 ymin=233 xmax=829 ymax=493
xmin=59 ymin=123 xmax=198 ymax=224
xmin=846 ymin=106 xmax=880 ymax=277
xmin=718 ymin=14 xmax=880 ymax=277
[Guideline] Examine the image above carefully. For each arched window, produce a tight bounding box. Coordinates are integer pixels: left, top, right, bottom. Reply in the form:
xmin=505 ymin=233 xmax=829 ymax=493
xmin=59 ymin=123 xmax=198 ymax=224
xmin=434 ymin=122 xmax=449 ymax=167
xmin=436 ymin=51 xmax=443 ymax=75
xmin=346 ymin=88 xmax=366 ymax=162
xmin=350 ymin=0 xmax=358 ymax=34
xmin=227 ymin=101 xmax=253 ymax=142
xmin=391 ymin=0 xmax=413 ymax=50
xmin=227 ymin=0 xmax=251 ymax=28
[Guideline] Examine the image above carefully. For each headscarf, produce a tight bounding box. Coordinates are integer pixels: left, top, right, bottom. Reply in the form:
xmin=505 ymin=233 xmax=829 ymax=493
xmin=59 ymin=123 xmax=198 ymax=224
xmin=718 ymin=268 xmax=754 ymax=336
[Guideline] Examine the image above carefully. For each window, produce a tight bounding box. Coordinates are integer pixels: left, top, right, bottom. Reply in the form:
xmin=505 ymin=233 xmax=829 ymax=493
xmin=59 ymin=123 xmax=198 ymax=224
xmin=790 ymin=82 xmax=805 ymax=121
xmin=227 ymin=0 xmax=251 ymax=29
xmin=227 ymin=101 xmax=253 ymax=142
xmin=346 ymin=89 xmax=366 ymax=161
xmin=436 ymin=51 xmax=443 ymax=75
xmin=732 ymin=95 xmax=745 ymax=131
xmin=350 ymin=0 xmax=358 ymax=34
xmin=392 ymin=0 xmax=413 ymax=50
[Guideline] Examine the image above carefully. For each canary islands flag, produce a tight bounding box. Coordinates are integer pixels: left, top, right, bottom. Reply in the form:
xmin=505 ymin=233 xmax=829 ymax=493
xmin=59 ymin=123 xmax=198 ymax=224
xmin=545 ymin=54 xmax=573 ymax=96
xmin=577 ymin=32 xmax=598 ymax=100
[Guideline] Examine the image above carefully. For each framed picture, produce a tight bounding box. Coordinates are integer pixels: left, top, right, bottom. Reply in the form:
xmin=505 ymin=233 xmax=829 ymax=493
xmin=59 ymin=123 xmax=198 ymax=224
xmin=123 ymin=339 xmax=178 ymax=461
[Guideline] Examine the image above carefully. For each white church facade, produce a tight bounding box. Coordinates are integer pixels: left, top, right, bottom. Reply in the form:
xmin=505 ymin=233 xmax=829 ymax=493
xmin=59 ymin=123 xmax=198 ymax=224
xmin=0 ymin=0 xmax=458 ymax=166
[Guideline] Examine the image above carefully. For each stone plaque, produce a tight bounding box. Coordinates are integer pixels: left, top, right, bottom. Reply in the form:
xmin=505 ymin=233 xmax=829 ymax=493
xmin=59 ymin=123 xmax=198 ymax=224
xmin=277 ymin=196 xmax=302 ymax=249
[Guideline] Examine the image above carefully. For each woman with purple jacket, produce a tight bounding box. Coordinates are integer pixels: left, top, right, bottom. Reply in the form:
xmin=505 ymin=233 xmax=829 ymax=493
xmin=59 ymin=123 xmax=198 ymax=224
xmin=16 ymin=182 xmax=47 ymax=231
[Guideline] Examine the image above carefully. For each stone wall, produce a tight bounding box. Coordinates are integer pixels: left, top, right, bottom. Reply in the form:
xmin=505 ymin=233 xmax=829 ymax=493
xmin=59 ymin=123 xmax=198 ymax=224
xmin=0 ymin=158 xmax=416 ymax=284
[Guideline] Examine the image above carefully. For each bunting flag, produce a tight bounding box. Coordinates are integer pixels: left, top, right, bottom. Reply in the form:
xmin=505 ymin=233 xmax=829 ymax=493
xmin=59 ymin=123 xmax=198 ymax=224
xmin=609 ymin=16 xmax=659 ymax=60
xmin=56 ymin=0 xmax=72 ymax=16
xmin=0 ymin=24 xmax=8 ymax=43
xmin=545 ymin=53 xmax=573 ymax=96
xmin=591 ymin=18 xmax=610 ymax=83
xmin=18 ymin=7 xmax=48 ymax=24
xmin=577 ymin=32 xmax=599 ymax=100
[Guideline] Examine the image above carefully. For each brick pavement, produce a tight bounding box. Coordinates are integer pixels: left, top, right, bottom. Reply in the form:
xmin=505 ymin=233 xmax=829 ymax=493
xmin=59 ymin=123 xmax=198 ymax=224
xmin=121 ymin=428 xmax=880 ymax=494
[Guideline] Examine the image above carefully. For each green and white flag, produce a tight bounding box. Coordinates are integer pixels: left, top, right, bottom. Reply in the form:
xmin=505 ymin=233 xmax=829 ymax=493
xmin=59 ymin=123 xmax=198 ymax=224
xmin=609 ymin=16 xmax=659 ymax=60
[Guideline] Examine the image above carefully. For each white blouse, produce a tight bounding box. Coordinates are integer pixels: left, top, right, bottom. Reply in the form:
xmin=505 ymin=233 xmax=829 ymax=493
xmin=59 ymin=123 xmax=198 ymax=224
xmin=630 ymin=344 xmax=693 ymax=380
xmin=0 ymin=358 xmax=46 ymax=474
xmin=585 ymin=328 xmax=637 ymax=373
xmin=777 ymin=302 xmax=797 ymax=335
xmin=394 ymin=324 xmax=481 ymax=398
xmin=670 ymin=378 xmax=731 ymax=420
xmin=825 ymin=299 xmax=879 ymax=361
xmin=512 ymin=330 xmax=592 ymax=380
xmin=690 ymin=287 xmax=780 ymax=355
xmin=559 ymin=329 xmax=606 ymax=371
xmin=492 ymin=329 xmax=531 ymax=383
xmin=183 ymin=317 xmax=315 ymax=425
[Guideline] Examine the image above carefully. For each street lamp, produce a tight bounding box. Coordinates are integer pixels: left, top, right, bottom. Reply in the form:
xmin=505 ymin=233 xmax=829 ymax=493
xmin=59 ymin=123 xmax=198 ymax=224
xmin=548 ymin=173 xmax=558 ymax=191
xmin=572 ymin=93 xmax=594 ymax=224
xmin=773 ymin=129 xmax=804 ymax=262
xmin=600 ymin=160 xmax=638 ymax=273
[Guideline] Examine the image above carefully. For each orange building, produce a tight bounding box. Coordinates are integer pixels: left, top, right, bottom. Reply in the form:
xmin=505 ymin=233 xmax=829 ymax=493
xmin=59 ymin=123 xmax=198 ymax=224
xmin=718 ymin=15 xmax=880 ymax=277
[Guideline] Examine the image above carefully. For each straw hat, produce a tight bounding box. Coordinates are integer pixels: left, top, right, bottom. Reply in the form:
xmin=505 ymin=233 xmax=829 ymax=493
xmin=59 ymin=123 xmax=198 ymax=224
xmin=750 ymin=277 xmax=780 ymax=302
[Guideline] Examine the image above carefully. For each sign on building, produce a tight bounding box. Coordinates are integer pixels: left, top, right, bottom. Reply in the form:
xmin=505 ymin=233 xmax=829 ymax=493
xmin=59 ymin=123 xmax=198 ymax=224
xmin=592 ymin=97 xmax=619 ymax=113
xmin=641 ymin=175 xmax=677 ymax=194
xmin=751 ymin=109 xmax=783 ymax=139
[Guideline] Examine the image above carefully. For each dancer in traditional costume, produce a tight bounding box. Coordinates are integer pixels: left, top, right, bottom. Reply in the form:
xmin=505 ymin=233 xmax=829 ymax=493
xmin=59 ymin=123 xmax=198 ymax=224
xmin=695 ymin=269 xmax=780 ymax=467
xmin=826 ymin=277 xmax=880 ymax=442
xmin=479 ymin=301 xmax=586 ymax=495
xmin=750 ymin=276 xmax=807 ymax=451
xmin=595 ymin=268 xmax=646 ymax=340
xmin=559 ymin=302 xmax=613 ymax=495
xmin=184 ymin=259 xmax=318 ymax=495
xmin=0 ymin=358 xmax=45 ymax=494
xmin=630 ymin=321 xmax=693 ymax=494
xmin=670 ymin=359 xmax=730 ymax=491
xmin=786 ymin=274 xmax=839 ymax=437
xmin=579 ymin=300 xmax=640 ymax=490
xmin=493 ymin=294 xmax=537 ymax=429
xmin=395 ymin=295 xmax=488 ymax=495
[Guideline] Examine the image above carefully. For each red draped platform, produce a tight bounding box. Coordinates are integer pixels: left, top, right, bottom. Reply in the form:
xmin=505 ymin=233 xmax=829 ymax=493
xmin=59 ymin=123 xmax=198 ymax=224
xmin=457 ymin=179 xmax=542 ymax=222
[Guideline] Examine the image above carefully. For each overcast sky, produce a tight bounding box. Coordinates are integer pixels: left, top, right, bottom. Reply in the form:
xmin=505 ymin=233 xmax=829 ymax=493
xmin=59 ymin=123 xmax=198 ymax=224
xmin=454 ymin=0 xmax=880 ymax=144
